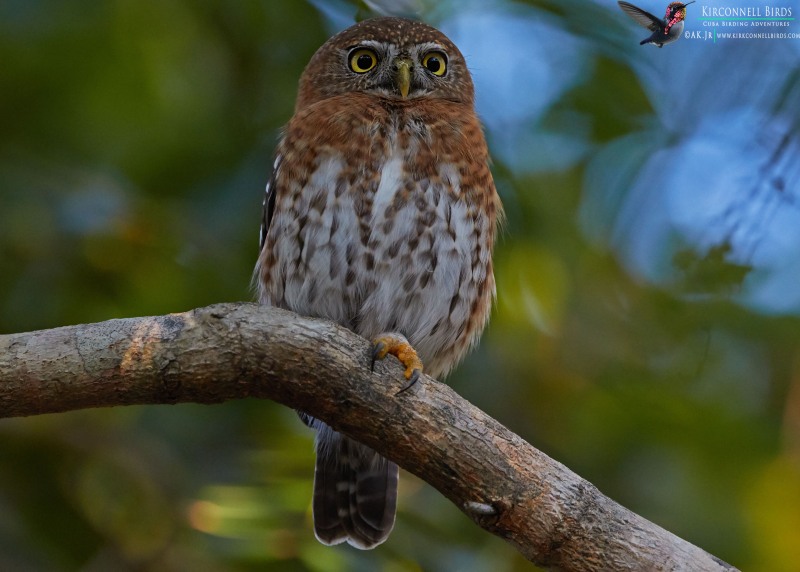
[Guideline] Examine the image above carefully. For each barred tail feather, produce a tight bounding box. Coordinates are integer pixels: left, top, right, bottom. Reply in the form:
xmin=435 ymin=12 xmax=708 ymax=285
xmin=312 ymin=430 xmax=398 ymax=549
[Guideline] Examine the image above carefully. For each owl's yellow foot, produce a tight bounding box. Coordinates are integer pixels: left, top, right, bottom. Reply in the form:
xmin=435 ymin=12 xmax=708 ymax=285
xmin=371 ymin=333 xmax=422 ymax=394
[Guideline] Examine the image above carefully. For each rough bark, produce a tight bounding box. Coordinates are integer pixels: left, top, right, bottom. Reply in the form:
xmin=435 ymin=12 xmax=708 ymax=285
xmin=0 ymin=302 xmax=737 ymax=571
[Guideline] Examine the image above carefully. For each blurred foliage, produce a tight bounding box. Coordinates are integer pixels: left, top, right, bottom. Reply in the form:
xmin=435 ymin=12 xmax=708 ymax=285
xmin=2 ymin=1 xmax=799 ymax=571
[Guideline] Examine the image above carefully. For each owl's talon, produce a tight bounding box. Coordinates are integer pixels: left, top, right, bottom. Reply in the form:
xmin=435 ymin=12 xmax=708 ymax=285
xmin=395 ymin=368 xmax=421 ymax=395
xmin=371 ymin=333 xmax=423 ymax=393
xmin=371 ymin=340 xmax=388 ymax=372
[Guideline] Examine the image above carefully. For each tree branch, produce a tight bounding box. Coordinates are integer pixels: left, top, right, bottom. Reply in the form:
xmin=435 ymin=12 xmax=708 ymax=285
xmin=0 ymin=303 xmax=736 ymax=571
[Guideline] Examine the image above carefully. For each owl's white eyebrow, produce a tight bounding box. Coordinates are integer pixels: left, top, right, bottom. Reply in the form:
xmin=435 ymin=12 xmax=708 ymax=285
xmin=350 ymin=40 xmax=447 ymax=54
xmin=414 ymin=41 xmax=446 ymax=53
xmin=355 ymin=40 xmax=387 ymax=50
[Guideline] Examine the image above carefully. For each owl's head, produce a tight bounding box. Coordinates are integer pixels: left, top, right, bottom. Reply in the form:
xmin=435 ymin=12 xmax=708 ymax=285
xmin=296 ymin=17 xmax=474 ymax=110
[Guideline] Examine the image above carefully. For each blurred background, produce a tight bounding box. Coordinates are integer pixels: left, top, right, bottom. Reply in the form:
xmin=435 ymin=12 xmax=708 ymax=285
xmin=1 ymin=0 xmax=799 ymax=570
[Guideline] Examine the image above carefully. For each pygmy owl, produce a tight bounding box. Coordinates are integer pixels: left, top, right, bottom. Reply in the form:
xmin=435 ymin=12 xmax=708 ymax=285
xmin=255 ymin=16 xmax=501 ymax=549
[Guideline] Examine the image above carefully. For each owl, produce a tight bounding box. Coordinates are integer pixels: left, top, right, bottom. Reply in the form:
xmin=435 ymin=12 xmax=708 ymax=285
xmin=255 ymin=16 xmax=501 ymax=549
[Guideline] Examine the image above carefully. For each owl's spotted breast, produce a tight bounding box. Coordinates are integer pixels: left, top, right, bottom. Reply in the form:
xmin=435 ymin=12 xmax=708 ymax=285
xmin=257 ymin=92 xmax=498 ymax=379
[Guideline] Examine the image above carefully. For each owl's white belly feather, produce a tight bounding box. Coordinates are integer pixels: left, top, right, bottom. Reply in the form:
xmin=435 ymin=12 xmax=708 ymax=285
xmin=261 ymin=142 xmax=490 ymax=379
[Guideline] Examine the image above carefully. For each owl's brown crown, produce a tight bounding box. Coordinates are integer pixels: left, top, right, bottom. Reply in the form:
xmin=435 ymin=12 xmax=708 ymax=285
xmin=296 ymin=17 xmax=475 ymax=111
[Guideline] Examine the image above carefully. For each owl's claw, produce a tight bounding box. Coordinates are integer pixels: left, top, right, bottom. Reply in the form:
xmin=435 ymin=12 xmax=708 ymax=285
xmin=371 ymin=333 xmax=423 ymax=394
xmin=370 ymin=341 xmax=386 ymax=372
xmin=396 ymin=369 xmax=421 ymax=394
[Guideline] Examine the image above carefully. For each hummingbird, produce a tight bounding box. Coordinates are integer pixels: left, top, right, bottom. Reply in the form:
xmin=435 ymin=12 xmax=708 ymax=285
xmin=618 ymin=1 xmax=695 ymax=47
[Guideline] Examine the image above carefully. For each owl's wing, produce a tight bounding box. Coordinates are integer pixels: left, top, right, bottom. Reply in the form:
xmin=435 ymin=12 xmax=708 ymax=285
xmin=259 ymin=155 xmax=281 ymax=250
xmin=618 ymin=1 xmax=662 ymax=31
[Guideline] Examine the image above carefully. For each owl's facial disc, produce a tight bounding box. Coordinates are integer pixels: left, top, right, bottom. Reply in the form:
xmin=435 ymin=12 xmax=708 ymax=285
xmin=338 ymin=38 xmax=459 ymax=102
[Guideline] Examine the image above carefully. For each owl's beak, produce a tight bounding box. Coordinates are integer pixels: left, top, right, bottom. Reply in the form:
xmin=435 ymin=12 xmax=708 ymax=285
xmin=395 ymin=58 xmax=412 ymax=98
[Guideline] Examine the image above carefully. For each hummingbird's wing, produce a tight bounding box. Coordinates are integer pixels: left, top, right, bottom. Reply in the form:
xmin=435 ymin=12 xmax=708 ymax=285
xmin=617 ymin=1 xmax=663 ymax=31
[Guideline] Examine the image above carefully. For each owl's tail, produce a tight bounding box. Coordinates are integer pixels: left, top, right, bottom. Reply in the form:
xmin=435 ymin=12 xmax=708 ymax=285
xmin=311 ymin=428 xmax=398 ymax=550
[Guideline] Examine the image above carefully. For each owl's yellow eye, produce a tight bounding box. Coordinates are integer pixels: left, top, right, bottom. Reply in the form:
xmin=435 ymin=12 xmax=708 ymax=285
xmin=349 ymin=48 xmax=378 ymax=73
xmin=422 ymin=51 xmax=447 ymax=76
